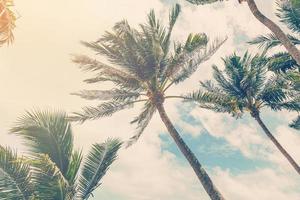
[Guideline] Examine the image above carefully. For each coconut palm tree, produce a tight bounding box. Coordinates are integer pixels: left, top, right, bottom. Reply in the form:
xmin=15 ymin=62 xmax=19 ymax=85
xmin=0 ymin=109 xmax=122 ymax=200
xmin=0 ymin=0 xmax=16 ymax=45
xmin=250 ymin=0 xmax=300 ymax=129
xmin=71 ymin=4 xmax=226 ymax=200
xmin=186 ymin=0 xmax=300 ymax=65
xmin=185 ymin=52 xmax=300 ymax=174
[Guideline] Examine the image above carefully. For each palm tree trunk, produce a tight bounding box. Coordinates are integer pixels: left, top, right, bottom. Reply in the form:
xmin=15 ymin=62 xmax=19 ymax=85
xmin=254 ymin=114 xmax=300 ymax=175
xmin=246 ymin=0 xmax=300 ymax=65
xmin=155 ymin=102 xmax=225 ymax=200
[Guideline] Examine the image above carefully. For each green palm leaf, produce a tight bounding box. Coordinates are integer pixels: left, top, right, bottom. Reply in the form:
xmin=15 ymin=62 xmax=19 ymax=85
xmin=70 ymin=100 xmax=144 ymax=123
xmin=168 ymin=36 xmax=226 ymax=84
xmin=71 ymin=89 xmax=141 ymax=102
xmin=249 ymin=33 xmax=300 ymax=51
xmin=10 ymin=110 xmax=73 ymax=176
xmin=277 ymin=0 xmax=300 ymax=33
xmin=66 ymin=150 xmax=83 ymax=185
xmin=0 ymin=146 xmax=33 ymax=200
xmin=185 ymin=0 xmax=221 ymax=5
xmin=127 ymin=102 xmax=156 ymax=146
xmin=30 ymin=154 xmax=73 ymax=200
xmin=76 ymin=139 xmax=122 ymax=200
xmin=267 ymin=52 xmax=299 ymax=73
xmin=290 ymin=116 xmax=300 ymax=130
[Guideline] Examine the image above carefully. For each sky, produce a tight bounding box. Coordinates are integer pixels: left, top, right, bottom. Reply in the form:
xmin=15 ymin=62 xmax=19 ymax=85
xmin=1 ymin=0 xmax=300 ymax=199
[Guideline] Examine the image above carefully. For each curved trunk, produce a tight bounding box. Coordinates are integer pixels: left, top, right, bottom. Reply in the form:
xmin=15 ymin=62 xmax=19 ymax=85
xmin=246 ymin=0 xmax=300 ymax=65
xmin=254 ymin=114 xmax=300 ymax=175
xmin=155 ymin=102 xmax=225 ymax=200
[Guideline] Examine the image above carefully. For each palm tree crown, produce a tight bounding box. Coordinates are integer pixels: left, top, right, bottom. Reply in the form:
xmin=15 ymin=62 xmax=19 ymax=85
xmin=186 ymin=52 xmax=300 ymax=117
xmin=71 ymin=4 xmax=225 ymax=144
xmin=186 ymin=52 xmax=300 ymax=174
xmin=0 ymin=110 xmax=122 ymax=200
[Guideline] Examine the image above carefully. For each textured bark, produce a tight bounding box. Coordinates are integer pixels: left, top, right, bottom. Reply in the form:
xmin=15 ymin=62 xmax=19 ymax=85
xmin=246 ymin=0 xmax=300 ymax=65
xmin=254 ymin=114 xmax=300 ymax=175
xmin=156 ymin=102 xmax=225 ymax=200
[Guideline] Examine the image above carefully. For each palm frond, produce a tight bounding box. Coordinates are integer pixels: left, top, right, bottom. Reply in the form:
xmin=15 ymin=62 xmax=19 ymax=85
xmin=30 ymin=154 xmax=73 ymax=200
xmin=267 ymin=52 xmax=299 ymax=73
xmin=69 ymin=100 xmax=142 ymax=123
xmin=184 ymin=88 xmax=242 ymax=116
xmin=277 ymin=0 xmax=300 ymax=33
xmin=127 ymin=102 xmax=156 ymax=147
xmin=84 ymin=20 xmax=156 ymax=81
xmin=10 ymin=110 xmax=73 ymax=175
xmin=0 ymin=0 xmax=16 ymax=46
xmin=290 ymin=115 xmax=300 ymax=130
xmin=0 ymin=146 xmax=33 ymax=200
xmin=170 ymin=37 xmax=227 ymax=84
xmin=76 ymin=139 xmax=122 ymax=200
xmin=259 ymin=80 xmax=287 ymax=106
xmin=212 ymin=64 xmax=246 ymax=99
xmin=72 ymin=55 xmax=143 ymax=90
xmin=281 ymin=71 xmax=300 ymax=91
xmin=185 ymin=0 xmax=221 ymax=5
xmin=71 ymin=89 xmax=141 ymax=102
xmin=65 ymin=150 xmax=82 ymax=185
xmin=248 ymin=33 xmax=300 ymax=50
xmin=161 ymin=4 xmax=181 ymax=55
xmin=266 ymin=94 xmax=300 ymax=111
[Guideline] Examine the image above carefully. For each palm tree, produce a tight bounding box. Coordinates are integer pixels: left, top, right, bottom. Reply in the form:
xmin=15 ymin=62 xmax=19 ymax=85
xmin=0 ymin=109 xmax=122 ymax=200
xmin=71 ymin=4 xmax=226 ymax=200
xmin=186 ymin=0 xmax=300 ymax=65
xmin=185 ymin=52 xmax=300 ymax=174
xmin=0 ymin=0 xmax=16 ymax=45
xmin=250 ymin=0 xmax=300 ymax=130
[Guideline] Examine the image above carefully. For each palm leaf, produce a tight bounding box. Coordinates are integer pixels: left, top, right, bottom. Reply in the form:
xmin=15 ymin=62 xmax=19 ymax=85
xmin=290 ymin=116 xmax=300 ymax=130
xmin=161 ymin=4 xmax=181 ymax=56
xmin=127 ymin=102 xmax=156 ymax=147
xmin=72 ymin=55 xmax=143 ymax=90
xmin=0 ymin=0 xmax=16 ymax=46
xmin=249 ymin=33 xmax=300 ymax=51
xmin=65 ymin=150 xmax=82 ymax=185
xmin=30 ymin=154 xmax=73 ymax=200
xmin=267 ymin=52 xmax=299 ymax=73
xmin=10 ymin=110 xmax=73 ymax=176
xmin=0 ymin=146 xmax=33 ymax=200
xmin=170 ymin=37 xmax=227 ymax=84
xmin=76 ymin=139 xmax=122 ymax=200
xmin=70 ymin=100 xmax=143 ymax=123
xmin=185 ymin=0 xmax=221 ymax=5
xmin=71 ymin=89 xmax=141 ymax=102
xmin=277 ymin=0 xmax=300 ymax=33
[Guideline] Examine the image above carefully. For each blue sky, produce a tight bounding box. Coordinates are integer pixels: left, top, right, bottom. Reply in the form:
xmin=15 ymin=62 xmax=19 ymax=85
xmin=0 ymin=0 xmax=300 ymax=199
xmin=159 ymin=103 xmax=272 ymax=174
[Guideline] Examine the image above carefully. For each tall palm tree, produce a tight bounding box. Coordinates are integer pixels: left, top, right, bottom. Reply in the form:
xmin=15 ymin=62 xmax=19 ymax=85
xmin=186 ymin=0 xmax=300 ymax=65
xmin=185 ymin=52 xmax=300 ymax=174
xmin=0 ymin=109 xmax=122 ymax=200
xmin=0 ymin=0 xmax=16 ymax=45
xmin=250 ymin=0 xmax=300 ymax=130
xmin=71 ymin=4 xmax=226 ymax=200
